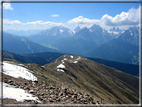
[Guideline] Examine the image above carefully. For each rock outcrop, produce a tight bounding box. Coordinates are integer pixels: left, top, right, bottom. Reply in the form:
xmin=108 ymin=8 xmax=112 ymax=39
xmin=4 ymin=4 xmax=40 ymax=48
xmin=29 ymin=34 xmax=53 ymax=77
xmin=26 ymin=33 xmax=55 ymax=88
xmin=3 ymin=77 xmax=100 ymax=104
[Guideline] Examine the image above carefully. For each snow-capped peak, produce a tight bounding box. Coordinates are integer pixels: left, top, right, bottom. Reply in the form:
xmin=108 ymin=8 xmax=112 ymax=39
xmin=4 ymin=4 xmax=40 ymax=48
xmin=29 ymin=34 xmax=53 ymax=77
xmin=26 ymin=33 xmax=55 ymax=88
xmin=60 ymin=29 xmax=64 ymax=33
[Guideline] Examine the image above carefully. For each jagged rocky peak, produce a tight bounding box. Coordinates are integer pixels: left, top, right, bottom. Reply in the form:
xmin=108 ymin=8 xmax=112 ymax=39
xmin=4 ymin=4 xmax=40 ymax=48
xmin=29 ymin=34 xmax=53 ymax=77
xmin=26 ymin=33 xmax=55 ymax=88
xmin=74 ymin=26 xmax=81 ymax=33
xmin=110 ymin=27 xmax=123 ymax=32
xmin=118 ymin=26 xmax=139 ymax=46
xmin=89 ymin=24 xmax=103 ymax=31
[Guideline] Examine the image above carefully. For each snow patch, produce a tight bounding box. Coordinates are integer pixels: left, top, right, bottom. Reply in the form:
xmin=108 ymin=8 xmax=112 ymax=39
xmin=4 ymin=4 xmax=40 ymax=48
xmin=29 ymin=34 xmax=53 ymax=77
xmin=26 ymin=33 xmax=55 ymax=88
xmin=2 ymin=82 xmax=41 ymax=103
xmin=70 ymin=56 xmax=73 ymax=58
xmin=63 ymin=58 xmax=68 ymax=60
xmin=89 ymin=29 xmax=93 ymax=32
xmin=60 ymin=29 xmax=64 ymax=33
xmin=130 ymin=33 xmax=133 ymax=36
xmin=57 ymin=64 xmax=65 ymax=68
xmin=2 ymin=61 xmax=37 ymax=81
xmin=73 ymin=61 xmax=78 ymax=63
xmin=57 ymin=69 xmax=64 ymax=72
xmin=107 ymin=31 xmax=119 ymax=34
xmin=61 ymin=60 xmax=64 ymax=64
xmin=76 ymin=57 xmax=81 ymax=60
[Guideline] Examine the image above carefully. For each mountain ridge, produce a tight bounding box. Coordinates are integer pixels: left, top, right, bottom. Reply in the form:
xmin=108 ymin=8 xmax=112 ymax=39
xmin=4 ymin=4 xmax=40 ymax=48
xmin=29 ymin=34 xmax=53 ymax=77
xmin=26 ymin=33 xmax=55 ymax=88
xmin=3 ymin=32 xmax=57 ymax=54
xmin=87 ymin=26 xmax=139 ymax=64
xmin=3 ymin=50 xmax=139 ymax=76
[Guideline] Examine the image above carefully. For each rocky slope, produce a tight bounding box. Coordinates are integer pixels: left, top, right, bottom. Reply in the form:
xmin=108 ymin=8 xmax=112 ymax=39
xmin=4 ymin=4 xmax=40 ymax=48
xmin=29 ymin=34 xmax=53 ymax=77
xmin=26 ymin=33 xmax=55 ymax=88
xmin=44 ymin=54 xmax=139 ymax=104
xmin=2 ymin=55 xmax=139 ymax=104
xmin=3 ymin=76 xmax=100 ymax=104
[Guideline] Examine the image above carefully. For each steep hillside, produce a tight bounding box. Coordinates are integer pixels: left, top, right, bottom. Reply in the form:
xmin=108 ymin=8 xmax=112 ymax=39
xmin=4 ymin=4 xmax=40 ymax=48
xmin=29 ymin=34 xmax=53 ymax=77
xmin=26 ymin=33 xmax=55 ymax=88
xmin=25 ymin=52 xmax=64 ymax=63
xmin=3 ymin=32 xmax=57 ymax=54
xmin=3 ymin=51 xmax=48 ymax=65
xmin=43 ymin=54 xmax=139 ymax=104
xmin=2 ymin=55 xmax=139 ymax=104
xmin=2 ymin=58 xmax=101 ymax=104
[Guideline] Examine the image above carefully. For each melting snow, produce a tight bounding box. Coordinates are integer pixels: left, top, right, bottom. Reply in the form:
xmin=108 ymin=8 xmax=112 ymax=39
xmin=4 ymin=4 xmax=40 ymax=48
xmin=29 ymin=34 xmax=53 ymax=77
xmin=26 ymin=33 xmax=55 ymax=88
xmin=57 ymin=64 xmax=65 ymax=68
xmin=76 ymin=57 xmax=81 ymax=60
xmin=2 ymin=61 xmax=37 ymax=81
xmin=72 ymin=30 xmax=75 ymax=33
xmin=73 ymin=61 xmax=78 ymax=63
xmin=70 ymin=56 xmax=73 ymax=58
xmin=61 ymin=60 xmax=65 ymax=64
xmin=57 ymin=69 xmax=64 ymax=72
xmin=2 ymin=82 xmax=41 ymax=103
xmin=63 ymin=58 xmax=68 ymax=60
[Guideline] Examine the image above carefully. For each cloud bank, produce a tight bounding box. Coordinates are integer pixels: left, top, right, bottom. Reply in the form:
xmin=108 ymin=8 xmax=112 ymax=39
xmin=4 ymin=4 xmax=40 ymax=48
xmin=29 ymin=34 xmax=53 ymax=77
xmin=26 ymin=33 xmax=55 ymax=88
xmin=3 ymin=3 xmax=13 ymax=10
xmin=67 ymin=7 xmax=139 ymax=29
xmin=3 ymin=7 xmax=140 ymax=31
xmin=3 ymin=19 xmax=64 ymax=26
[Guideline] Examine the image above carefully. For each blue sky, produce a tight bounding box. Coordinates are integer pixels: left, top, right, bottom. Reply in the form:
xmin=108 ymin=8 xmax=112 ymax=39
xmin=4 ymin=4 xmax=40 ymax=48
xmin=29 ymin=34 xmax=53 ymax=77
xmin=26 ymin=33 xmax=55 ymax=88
xmin=2 ymin=2 xmax=140 ymax=31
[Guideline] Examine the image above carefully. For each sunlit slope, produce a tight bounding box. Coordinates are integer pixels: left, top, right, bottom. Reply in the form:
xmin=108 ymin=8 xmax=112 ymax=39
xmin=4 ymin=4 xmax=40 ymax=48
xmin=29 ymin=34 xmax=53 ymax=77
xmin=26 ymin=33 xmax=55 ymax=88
xmin=44 ymin=54 xmax=139 ymax=104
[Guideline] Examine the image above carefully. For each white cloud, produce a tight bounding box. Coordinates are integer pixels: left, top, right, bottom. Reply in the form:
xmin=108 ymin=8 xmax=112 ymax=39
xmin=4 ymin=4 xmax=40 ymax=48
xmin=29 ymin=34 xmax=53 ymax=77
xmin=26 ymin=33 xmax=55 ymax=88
xmin=68 ymin=16 xmax=99 ymax=24
xmin=51 ymin=14 xmax=59 ymax=17
xmin=3 ymin=3 xmax=13 ymax=10
xmin=67 ymin=7 xmax=140 ymax=30
xmin=3 ymin=19 xmax=64 ymax=26
xmin=3 ymin=19 xmax=65 ymax=30
xmin=3 ymin=7 xmax=140 ymax=31
xmin=3 ymin=19 xmax=21 ymax=24
xmin=101 ymin=7 xmax=139 ymax=26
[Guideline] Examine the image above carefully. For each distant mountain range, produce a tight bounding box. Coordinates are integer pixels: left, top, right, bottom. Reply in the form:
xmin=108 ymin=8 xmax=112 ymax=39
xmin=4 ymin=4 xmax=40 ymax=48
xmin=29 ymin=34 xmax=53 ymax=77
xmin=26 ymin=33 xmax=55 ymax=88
xmin=44 ymin=25 xmax=118 ymax=55
xmin=87 ymin=27 xmax=139 ymax=64
xmin=4 ymin=29 xmax=43 ymax=36
xmin=28 ymin=26 xmax=73 ymax=47
xmin=3 ymin=32 xmax=57 ymax=54
xmin=3 ymin=25 xmax=139 ymax=64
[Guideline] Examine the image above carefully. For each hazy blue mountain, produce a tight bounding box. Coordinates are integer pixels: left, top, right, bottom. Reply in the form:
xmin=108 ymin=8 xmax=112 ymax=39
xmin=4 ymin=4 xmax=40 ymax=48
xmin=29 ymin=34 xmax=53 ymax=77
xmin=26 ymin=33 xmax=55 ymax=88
xmin=110 ymin=27 xmax=124 ymax=32
xmin=25 ymin=52 xmax=65 ymax=63
xmin=27 ymin=25 xmax=118 ymax=55
xmin=54 ymin=25 xmax=117 ymax=55
xmin=87 ymin=27 xmax=139 ymax=64
xmin=28 ymin=26 xmax=73 ymax=47
xmin=3 ymin=50 xmax=49 ymax=65
xmin=4 ymin=29 xmax=43 ymax=36
xmin=3 ymin=32 xmax=57 ymax=54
